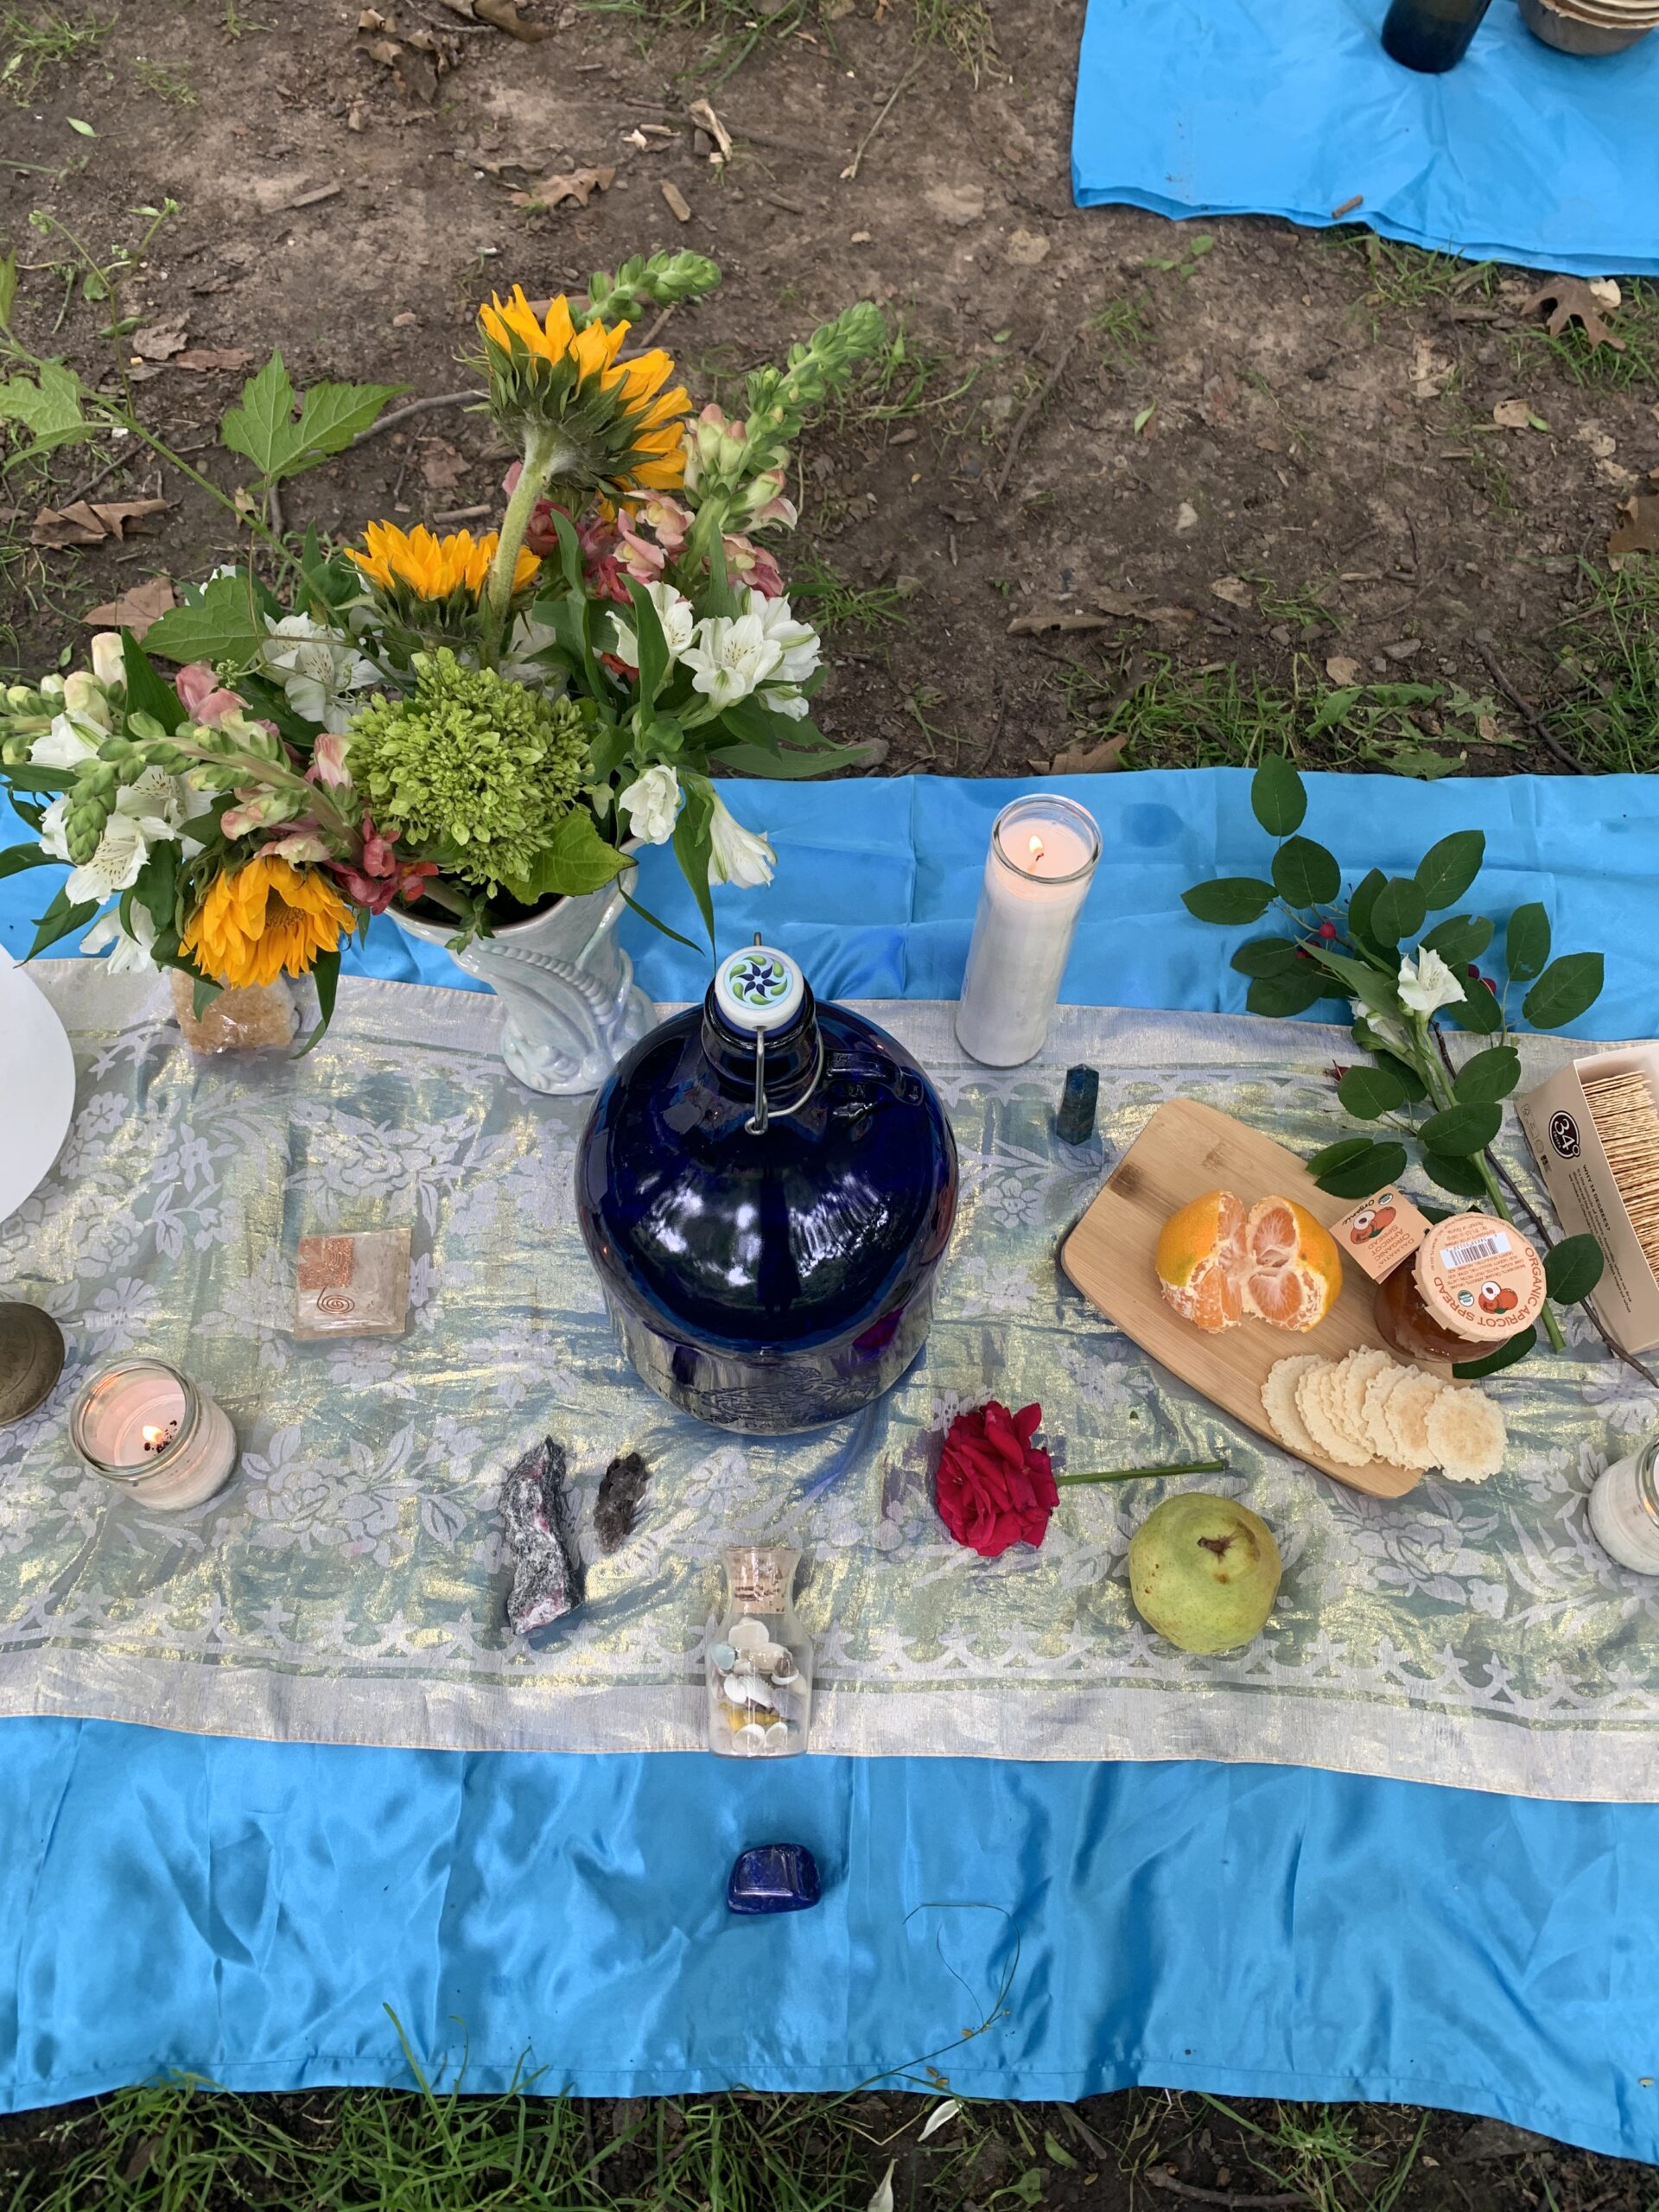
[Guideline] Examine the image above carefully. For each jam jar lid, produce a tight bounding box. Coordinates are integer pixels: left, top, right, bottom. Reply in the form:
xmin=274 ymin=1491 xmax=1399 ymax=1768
xmin=1413 ymin=1212 xmax=1547 ymax=1341
xmin=714 ymin=945 xmax=805 ymax=1034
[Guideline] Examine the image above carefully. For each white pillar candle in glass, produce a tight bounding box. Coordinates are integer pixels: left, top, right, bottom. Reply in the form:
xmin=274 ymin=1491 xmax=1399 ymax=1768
xmin=1588 ymin=1431 xmax=1659 ymax=1574
xmin=955 ymin=794 xmax=1103 ymax=1067
xmin=70 ymin=1358 xmax=238 ymax=1511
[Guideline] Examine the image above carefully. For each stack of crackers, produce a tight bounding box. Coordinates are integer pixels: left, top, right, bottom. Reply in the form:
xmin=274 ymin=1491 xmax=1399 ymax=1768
xmin=1262 ymin=1346 xmax=1506 ymax=1484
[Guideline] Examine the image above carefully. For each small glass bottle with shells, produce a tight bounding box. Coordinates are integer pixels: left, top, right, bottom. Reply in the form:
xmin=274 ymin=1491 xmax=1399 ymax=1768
xmin=706 ymin=1544 xmax=813 ymax=1759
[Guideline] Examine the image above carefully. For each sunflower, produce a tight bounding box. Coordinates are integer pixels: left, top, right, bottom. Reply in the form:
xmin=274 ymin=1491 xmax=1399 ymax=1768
xmin=474 ymin=287 xmax=690 ymax=499
xmin=346 ymin=523 xmax=539 ymax=617
xmin=182 ymin=856 xmax=356 ymax=989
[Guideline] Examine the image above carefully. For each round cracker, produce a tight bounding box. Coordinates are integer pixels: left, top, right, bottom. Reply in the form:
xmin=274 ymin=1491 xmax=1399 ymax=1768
xmin=1262 ymin=1354 xmax=1324 ymax=1463
xmin=1361 ymin=1363 xmax=1413 ymax=1464
xmin=1332 ymin=1348 xmax=1394 ymax=1455
xmin=1296 ymin=1361 xmax=1371 ymax=1468
xmin=1425 ymin=1384 xmax=1507 ymax=1484
xmin=1380 ymin=1370 xmax=1444 ymax=1471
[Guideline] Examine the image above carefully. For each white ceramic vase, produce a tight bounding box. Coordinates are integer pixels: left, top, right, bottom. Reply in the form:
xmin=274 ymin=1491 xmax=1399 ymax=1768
xmin=393 ymin=856 xmax=657 ymax=1096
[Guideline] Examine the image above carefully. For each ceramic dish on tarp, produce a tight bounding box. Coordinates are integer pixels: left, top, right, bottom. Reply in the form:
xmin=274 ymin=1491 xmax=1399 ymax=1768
xmin=0 ymin=946 xmax=75 ymax=1224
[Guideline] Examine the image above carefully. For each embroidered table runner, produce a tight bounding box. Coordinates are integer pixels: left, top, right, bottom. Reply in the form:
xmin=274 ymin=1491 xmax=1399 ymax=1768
xmin=3 ymin=969 xmax=1655 ymax=1798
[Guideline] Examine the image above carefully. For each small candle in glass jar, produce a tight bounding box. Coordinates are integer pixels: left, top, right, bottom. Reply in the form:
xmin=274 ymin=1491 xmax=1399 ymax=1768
xmin=1588 ymin=1433 xmax=1659 ymax=1574
xmin=955 ymin=795 xmax=1102 ymax=1067
xmin=69 ymin=1359 xmax=238 ymax=1511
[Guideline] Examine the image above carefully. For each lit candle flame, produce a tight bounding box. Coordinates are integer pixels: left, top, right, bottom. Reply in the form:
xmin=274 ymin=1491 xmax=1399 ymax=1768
xmin=1028 ymin=833 xmax=1046 ymax=867
xmin=142 ymin=1424 xmax=168 ymax=1452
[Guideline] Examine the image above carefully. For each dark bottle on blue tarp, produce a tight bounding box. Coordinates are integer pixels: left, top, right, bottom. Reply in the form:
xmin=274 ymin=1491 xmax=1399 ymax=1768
xmin=1381 ymin=0 xmax=1493 ymax=72
xmin=576 ymin=944 xmax=958 ymax=1434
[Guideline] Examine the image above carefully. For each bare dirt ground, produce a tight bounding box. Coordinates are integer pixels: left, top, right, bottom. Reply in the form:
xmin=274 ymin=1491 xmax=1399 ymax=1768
xmin=2 ymin=2 xmax=1657 ymax=2201
xmin=3 ymin=0 xmax=1657 ymax=779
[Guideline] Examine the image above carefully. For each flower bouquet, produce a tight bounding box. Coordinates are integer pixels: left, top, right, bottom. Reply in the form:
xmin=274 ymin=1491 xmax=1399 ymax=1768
xmin=0 ymin=250 xmax=883 ymax=1063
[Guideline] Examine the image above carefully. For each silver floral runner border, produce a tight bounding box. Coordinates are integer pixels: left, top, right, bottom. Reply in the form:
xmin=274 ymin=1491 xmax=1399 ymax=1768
xmin=2 ymin=967 xmax=1656 ymax=1801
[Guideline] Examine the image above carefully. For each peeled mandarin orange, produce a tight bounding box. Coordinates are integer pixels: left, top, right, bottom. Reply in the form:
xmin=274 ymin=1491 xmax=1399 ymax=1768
xmin=1240 ymin=1195 xmax=1343 ymax=1332
xmin=1154 ymin=1188 xmax=1249 ymax=1332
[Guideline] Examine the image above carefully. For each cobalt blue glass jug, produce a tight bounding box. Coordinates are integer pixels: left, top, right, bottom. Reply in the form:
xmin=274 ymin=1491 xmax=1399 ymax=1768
xmin=575 ymin=944 xmax=958 ymax=1433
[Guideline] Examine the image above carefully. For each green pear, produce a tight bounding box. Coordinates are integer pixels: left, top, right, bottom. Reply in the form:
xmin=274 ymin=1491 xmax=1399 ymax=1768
xmin=1127 ymin=1492 xmax=1281 ymax=1655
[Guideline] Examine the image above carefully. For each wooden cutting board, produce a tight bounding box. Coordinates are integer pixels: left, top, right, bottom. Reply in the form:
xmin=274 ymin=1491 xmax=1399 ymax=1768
xmin=1060 ymin=1097 xmax=1424 ymax=1498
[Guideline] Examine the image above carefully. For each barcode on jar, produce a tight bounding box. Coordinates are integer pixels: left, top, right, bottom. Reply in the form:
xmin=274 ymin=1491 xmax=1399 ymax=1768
xmin=1443 ymin=1230 xmax=1511 ymax=1268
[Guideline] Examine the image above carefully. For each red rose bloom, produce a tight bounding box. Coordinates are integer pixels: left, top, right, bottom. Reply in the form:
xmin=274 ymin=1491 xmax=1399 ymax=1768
xmin=935 ymin=1400 xmax=1058 ymax=1559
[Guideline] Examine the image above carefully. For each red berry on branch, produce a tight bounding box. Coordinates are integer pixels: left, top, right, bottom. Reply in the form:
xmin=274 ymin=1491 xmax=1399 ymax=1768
xmin=1319 ymin=920 xmax=1338 ymax=940
xmin=1467 ymin=963 xmax=1479 ymax=977
xmin=1483 ymin=976 xmax=1497 ymax=995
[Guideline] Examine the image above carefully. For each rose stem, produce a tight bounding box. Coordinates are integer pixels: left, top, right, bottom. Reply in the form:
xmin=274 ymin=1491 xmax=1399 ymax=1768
xmin=1055 ymin=1459 xmax=1227 ymax=1485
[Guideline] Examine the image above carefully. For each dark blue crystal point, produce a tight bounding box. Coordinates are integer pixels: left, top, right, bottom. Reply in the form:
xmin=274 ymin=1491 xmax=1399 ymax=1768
xmin=1057 ymin=1064 xmax=1099 ymax=1146
xmin=727 ymin=1843 xmax=823 ymax=1915
xmin=576 ymin=944 xmax=957 ymax=1433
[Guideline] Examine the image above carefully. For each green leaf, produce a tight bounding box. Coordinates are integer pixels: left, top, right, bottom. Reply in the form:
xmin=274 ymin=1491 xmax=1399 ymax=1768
xmin=1445 ymin=976 xmax=1503 ymax=1033
xmin=0 ymin=252 xmax=16 ymax=330
xmin=1347 ymin=866 xmax=1386 ymax=951
xmin=0 ymin=765 xmax=73 ymax=795
xmin=1245 ymin=969 xmax=1332 ymax=1017
xmin=1180 ymin=876 xmax=1275 ymax=925
xmin=1271 ymin=835 xmax=1341 ymax=909
xmin=1418 ymin=1102 xmax=1503 ymax=1157
xmin=142 ymin=571 xmax=269 ymax=672
xmin=500 ymin=810 xmax=631 ymax=905
xmin=1420 ymin=1149 xmax=1490 ymax=1200
xmin=67 ymin=116 xmax=95 ymax=136
xmin=1452 ymin=1325 xmax=1537 ymax=1381
xmin=1453 ymin=1045 xmax=1521 ymax=1105
xmin=1414 ymin=829 xmax=1484 ymax=911
xmin=1505 ymin=900 xmax=1550 ymax=984
xmin=27 ymin=887 xmax=98 ymax=958
xmin=1250 ymin=754 xmax=1306 ymax=837
xmin=121 ymin=630 xmax=187 ymax=732
xmin=1370 ymin=875 xmax=1427 ymax=947
xmin=287 ymin=379 xmax=404 ymax=478
xmin=625 ymin=579 xmax=669 ymax=710
xmin=1544 ymin=1233 xmax=1605 ymax=1306
xmin=1369 ymin=1046 xmax=1428 ymax=1103
xmin=1043 ymin=2133 xmax=1079 ymax=2172
xmin=1314 ymin=1141 xmax=1409 ymax=1200
xmin=1338 ymin=1064 xmax=1408 ymax=1119
xmin=219 ymin=353 xmax=301 ymax=479
xmin=1306 ymin=944 xmax=1403 ymax=1021
xmin=294 ymin=946 xmax=341 ymax=1058
xmin=135 ymin=842 xmax=178 ymax=934
xmin=711 ymin=736 xmax=877 ymax=779
xmin=1522 ymin=952 xmax=1604 ymax=1032
xmin=0 ymin=360 xmax=96 ymax=454
xmin=1230 ymin=935 xmax=1303 ymax=978
xmin=1307 ymin=1135 xmax=1378 ymax=1179
xmin=192 ymin=974 xmax=222 ymax=1021
xmin=618 ymin=883 xmax=703 ymax=957
xmin=0 ymin=843 xmax=55 ymax=880
xmin=1422 ymin=912 xmax=1494 ymax=969
xmin=671 ymin=778 xmax=715 ymax=949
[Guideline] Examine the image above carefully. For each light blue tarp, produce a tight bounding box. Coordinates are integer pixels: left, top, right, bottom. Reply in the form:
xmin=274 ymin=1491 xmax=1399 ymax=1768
xmin=4 ymin=771 xmax=1659 ymax=2158
xmin=1072 ymin=0 xmax=1659 ymax=278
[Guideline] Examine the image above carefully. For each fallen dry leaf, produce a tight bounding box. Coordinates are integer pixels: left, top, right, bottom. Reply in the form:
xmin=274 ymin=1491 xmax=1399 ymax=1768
xmin=1409 ymin=334 xmax=1452 ymax=401
xmin=32 ymin=498 xmax=170 ymax=549
xmin=1325 ymin=654 xmax=1361 ymax=685
xmin=474 ymin=0 xmax=551 ymax=35
xmin=1576 ymin=423 xmax=1617 ymax=460
xmin=173 ymin=347 xmax=255 ymax=373
xmin=1523 ymin=275 xmax=1625 ymax=354
xmin=508 ymin=164 xmax=614 ymax=211
xmin=660 ymin=180 xmax=692 ymax=224
xmin=419 ymin=437 xmax=468 ymax=490
xmin=1491 ymin=398 xmax=1536 ymax=430
xmin=1050 ymin=732 xmax=1129 ymax=773
xmin=81 ymin=577 xmax=177 ymax=634
xmin=1609 ymin=494 xmax=1659 ymax=558
xmin=687 ymin=97 xmax=733 ymax=164
xmin=1209 ymin=575 xmax=1254 ymax=608
xmin=1008 ymin=606 xmax=1113 ymax=637
xmin=131 ymin=323 xmax=188 ymax=363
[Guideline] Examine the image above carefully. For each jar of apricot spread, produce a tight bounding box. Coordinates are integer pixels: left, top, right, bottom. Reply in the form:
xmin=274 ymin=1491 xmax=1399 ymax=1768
xmin=1374 ymin=1211 xmax=1548 ymax=1364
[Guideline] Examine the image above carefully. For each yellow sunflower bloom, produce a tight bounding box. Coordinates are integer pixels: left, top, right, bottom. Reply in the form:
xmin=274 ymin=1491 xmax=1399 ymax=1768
xmin=346 ymin=522 xmax=539 ymax=607
xmin=474 ymin=286 xmax=691 ymax=499
xmin=182 ymin=857 xmax=356 ymax=990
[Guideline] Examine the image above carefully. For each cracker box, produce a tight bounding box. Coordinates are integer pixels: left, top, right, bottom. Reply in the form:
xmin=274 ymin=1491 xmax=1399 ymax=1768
xmin=1516 ymin=1046 xmax=1659 ymax=1356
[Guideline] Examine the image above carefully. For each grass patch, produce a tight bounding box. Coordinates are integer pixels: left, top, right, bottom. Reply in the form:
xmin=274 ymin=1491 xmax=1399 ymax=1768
xmin=1339 ymin=234 xmax=1497 ymax=311
xmin=130 ymin=55 xmax=196 ymax=102
xmin=911 ymin=0 xmax=996 ymax=81
xmin=0 ymin=3 xmax=108 ymax=99
xmin=794 ymin=551 xmax=912 ymax=632
xmin=1086 ymin=295 xmax=1154 ymax=370
xmin=1545 ymin=562 xmax=1659 ymax=773
xmin=1523 ymin=277 xmax=1659 ymax=391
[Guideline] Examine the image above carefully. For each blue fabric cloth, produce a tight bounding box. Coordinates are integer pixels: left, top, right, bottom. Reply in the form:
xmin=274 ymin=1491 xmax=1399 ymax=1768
xmin=5 ymin=770 xmax=1659 ymax=2157
xmin=1072 ymin=0 xmax=1659 ymax=278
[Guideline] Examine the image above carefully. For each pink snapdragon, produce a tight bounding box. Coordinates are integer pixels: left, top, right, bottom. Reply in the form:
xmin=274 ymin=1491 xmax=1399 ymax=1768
xmin=308 ymin=731 xmax=352 ymax=789
xmin=722 ymin=534 xmax=784 ymax=599
xmin=175 ymin=662 xmax=249 ymax=728
xmin=329 ymin=815 xmax=438 ymax=913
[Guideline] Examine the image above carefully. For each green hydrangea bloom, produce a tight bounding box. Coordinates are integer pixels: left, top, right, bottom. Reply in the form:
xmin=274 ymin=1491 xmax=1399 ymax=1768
xmin=346 ymin=651 xmax=589 ymax=894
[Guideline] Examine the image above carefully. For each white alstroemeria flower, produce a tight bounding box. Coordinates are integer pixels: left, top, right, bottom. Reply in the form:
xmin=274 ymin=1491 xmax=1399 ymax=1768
xmin=747 ymin=590 xmax=821 ymax=686
xmin=83 ymin=903 xmax=158 ymax=974
xmin=30 ymin=711 xmax=102 ymax=772
xmin=611 ymin=582 xmax=697 ymax=670
xmin=38 ymin=793 xmax=72 ymax=863
xmin=89 ymin=632 xmax=126 ymax=689
xmin=1351 ymin=1000 xmax=1414 ymax=1057
xmin=113 ymin=765 xmax=214 ymax=858
xmin=257 ymin=613 xmax=380 ymax=732
xmin=1396 ymin=945 xmax=1465 ymax=1019
xmin=681 ymin=613 xmax=784 ymax=714
xmin=706 ymin=791 xmax=776 ymax=889
xmin=266 ymin=828 xmax=333 ymax=866
xmin=617 ymin=763 xmax=681 ymax=846
xmin=62 ymin=811 xmax=150 ymax=905
xmin=61 ymin=670 xmax=113 ymax=732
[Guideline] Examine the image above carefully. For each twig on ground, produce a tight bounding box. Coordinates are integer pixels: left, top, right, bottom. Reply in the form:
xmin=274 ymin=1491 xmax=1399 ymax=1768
xmin=992 ymin=328 xmax=1082 ymax=503
xmin=353 ymin=391 xmax=476 ymax=445
xmin=431 ymin=502 xmax=493 ymax=526
xmin=66 ymin=449 xmax=133 ymax=504
xmin=1145 ymin=2171 xmax=1308 ymax=2209
xmin=1474 ymin=639 xmax=1586 ymax=775
xmin=839 ymin=55 xmax=925 ymax=183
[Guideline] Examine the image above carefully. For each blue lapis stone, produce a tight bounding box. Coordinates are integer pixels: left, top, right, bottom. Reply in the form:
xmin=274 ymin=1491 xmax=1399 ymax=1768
xmin=727 ymin=1842 xmax=822 ymax=1916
